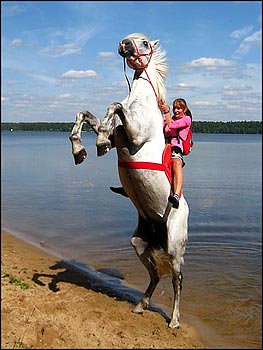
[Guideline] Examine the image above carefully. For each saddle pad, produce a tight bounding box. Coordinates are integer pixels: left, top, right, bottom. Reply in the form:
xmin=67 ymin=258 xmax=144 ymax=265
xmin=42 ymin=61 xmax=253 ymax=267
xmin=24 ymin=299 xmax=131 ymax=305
xmin=162 ymin=144 xmax=172 ymax=185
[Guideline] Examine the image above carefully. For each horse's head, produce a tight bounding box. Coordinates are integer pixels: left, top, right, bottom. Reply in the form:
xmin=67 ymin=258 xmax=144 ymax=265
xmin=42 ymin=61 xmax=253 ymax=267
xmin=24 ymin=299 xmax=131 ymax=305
xmin=118 ymin=33 xmax=159 ymax=71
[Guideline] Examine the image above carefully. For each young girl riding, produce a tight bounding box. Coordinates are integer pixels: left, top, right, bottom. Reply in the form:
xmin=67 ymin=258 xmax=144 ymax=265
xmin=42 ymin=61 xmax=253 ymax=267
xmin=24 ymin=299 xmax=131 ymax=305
xmin=160 ymin=98 xmax=192 ymax=208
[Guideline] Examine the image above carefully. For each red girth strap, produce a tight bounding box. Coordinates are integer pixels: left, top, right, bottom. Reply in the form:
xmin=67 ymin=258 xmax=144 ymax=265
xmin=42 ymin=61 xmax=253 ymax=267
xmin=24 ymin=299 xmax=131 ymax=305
xmin=118 ymin=144 xmax=173 ymax=185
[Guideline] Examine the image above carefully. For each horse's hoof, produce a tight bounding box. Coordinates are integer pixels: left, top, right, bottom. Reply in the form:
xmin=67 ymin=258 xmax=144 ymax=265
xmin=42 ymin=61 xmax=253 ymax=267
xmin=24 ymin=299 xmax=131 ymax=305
xmin=132 ymin=304 xmax=144 ymax=314
xmin=168 ymin=320 xmax=180 ymax=329
xmin=97 ymin=141 xmax=111 ymax=157
xmin=132 ymin=300 xmax=149 ymax=314
xmin=74 ymin=148 xmax=87 ymax=165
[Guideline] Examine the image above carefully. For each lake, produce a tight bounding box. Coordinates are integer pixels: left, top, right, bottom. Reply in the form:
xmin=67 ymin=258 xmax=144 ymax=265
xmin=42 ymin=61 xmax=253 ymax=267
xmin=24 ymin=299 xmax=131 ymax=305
xmin=1 ymin=131 xmax=262 ymax=349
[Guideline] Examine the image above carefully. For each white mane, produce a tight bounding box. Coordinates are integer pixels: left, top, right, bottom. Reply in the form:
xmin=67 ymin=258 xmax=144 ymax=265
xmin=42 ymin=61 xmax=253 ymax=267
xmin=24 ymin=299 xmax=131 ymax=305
xmin=152 ymin=45 xmax=168 ymax=103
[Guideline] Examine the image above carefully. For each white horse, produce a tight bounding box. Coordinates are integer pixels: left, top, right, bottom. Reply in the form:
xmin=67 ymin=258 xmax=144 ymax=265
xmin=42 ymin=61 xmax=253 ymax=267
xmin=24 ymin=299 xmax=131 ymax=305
xmin=69 ymin=33 xmax=189 ymax=328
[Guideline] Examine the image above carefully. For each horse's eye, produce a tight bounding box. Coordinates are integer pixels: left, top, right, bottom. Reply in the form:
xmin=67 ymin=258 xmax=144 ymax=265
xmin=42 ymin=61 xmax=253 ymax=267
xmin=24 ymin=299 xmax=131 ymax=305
xmin=143 ymin=41 xmax=148 ymax=47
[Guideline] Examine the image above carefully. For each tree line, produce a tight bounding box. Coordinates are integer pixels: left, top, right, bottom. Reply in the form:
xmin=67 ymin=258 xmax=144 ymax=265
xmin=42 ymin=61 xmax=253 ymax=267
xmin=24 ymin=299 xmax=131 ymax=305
xmin=1 ymin=121 xmax=262 ymax=134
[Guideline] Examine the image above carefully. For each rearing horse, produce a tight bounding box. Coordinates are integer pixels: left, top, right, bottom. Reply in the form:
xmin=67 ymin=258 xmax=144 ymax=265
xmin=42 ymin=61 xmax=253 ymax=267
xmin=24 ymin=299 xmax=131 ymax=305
xmin=69 ymin=33 xmax=189 ymax=328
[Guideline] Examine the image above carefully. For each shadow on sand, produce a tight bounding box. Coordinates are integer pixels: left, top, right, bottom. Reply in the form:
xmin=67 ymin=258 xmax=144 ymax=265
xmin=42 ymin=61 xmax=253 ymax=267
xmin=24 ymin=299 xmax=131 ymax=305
xmin=32 ymin=259 xmax=170 ymax=324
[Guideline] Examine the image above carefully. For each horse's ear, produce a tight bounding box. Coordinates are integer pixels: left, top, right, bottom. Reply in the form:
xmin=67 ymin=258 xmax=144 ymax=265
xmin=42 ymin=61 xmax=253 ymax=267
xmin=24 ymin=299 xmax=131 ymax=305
xmin=150 ymin=40 xmax=159 ymax=49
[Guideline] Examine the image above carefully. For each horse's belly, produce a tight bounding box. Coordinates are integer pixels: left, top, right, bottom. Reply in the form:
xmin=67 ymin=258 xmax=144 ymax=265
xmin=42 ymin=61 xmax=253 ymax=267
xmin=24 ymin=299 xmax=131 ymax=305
xmin=119 ymin=168 xmax=170 ymax=220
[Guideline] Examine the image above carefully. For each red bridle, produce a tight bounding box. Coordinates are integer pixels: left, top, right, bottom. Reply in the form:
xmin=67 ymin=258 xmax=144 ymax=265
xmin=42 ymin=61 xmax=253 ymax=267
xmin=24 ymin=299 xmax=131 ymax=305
xmin=125 ymin=39 xmax=159 ymax=104
xmin=128 ymin=39 xmax=153 ymax=70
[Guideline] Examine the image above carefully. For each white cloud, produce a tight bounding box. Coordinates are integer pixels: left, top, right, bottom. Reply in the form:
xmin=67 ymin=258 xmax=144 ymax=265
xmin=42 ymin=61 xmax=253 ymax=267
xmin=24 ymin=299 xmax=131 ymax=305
xmin=230 ymin=26 xmax=253 ymax=40
xmin=10 ymin=38 xmax=22 ymax=46
xmin=233 ymin=30 xmax=262 ymax=57
xmin=186 ymin=57 xmax=236 ymax=68
xmin=27 ymin=73 xmax=57 ymax=84
xmin=2 ymin=4 xmax=24 ymax=16
xmin=1 ymin=97 xmax=10 ymax=102
xmin=49 ymin=101 xmax=62 ymax=109
xmin=112 ymin=81 xmax=128 ymax=87
xmin=41 ymin=43 xmax=81 ymax=57
xmin=98 ymin=51 xmax=115 ymax=58
xmin=176 ymin=82 xmax=196 ymax=89
xmin=61 ymin=69 xmax=97 ymax=78
xmin=37 ymin=26 xmax=97 ymax=58
xmin=223 ymin=84 xmax=252 ymax=92
xmin=192 ymin=101 xmax=217 ymax=107
xmin=58 ymin=93 xmax=72 ymax=98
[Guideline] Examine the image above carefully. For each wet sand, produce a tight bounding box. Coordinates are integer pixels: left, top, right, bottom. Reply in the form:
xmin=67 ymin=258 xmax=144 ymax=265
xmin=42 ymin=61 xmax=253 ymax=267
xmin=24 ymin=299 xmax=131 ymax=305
xmin=1 ymin=229 xmax=208 ymax=349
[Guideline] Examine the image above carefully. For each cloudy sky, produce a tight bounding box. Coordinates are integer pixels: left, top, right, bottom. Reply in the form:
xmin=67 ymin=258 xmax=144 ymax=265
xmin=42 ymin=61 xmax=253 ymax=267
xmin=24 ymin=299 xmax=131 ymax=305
xmin=1 ymin=1 xmax=262 ymax=122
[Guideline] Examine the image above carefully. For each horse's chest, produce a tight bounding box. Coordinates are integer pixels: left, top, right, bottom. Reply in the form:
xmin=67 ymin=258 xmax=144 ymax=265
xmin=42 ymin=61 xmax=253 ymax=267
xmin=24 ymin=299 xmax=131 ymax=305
xmin=115 ymin=129 xmax=140 ymax=156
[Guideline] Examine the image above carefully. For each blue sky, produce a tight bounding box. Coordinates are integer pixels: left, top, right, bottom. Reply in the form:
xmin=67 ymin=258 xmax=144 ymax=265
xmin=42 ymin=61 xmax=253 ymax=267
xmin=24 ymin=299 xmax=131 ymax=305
xmin=1 ymin=1 xmax=262 ymax=122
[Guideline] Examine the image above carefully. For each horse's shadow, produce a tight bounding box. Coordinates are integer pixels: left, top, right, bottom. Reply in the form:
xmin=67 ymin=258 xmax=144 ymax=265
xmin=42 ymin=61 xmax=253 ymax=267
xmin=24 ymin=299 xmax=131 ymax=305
xmin=32 ymin=260 xmax=170 ymax=323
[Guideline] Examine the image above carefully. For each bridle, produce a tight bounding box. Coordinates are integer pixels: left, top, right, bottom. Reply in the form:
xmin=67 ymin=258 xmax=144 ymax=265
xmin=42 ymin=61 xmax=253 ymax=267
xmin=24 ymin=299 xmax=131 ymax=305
xmin=123 ymin=39 xmax=160 ymax=104
xmin=128 ymin=39 xmax=153 ymax=70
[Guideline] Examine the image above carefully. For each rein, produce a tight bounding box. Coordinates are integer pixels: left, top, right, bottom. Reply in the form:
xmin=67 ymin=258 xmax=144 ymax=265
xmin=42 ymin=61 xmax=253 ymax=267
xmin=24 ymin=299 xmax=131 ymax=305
xmin=123 ymin=58 xmax=132 ymax=93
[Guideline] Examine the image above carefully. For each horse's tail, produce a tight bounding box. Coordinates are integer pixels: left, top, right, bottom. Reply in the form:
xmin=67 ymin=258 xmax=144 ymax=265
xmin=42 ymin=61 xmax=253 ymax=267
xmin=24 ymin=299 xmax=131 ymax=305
xmin=150 ymin=249 xmax=171 ymax=276
xmin=150 ymin=248 xmax=185 ymax=276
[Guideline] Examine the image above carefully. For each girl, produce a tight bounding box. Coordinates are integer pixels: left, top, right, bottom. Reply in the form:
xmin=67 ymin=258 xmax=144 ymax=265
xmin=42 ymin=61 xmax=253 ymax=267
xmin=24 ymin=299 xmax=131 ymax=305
xmin=161 ymin=98 xmax=192 ymax=208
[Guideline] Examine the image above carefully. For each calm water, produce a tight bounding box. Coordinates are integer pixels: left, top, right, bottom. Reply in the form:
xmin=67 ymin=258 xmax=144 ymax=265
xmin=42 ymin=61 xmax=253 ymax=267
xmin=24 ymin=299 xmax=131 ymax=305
xmin=1 ymin=131 xmax=262 ymax=349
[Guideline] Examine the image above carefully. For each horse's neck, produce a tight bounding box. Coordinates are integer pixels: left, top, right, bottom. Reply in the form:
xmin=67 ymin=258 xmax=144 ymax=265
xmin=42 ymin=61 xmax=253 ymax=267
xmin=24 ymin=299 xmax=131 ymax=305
xmin=129 ymin=78 xmax=160 ymax=121
xmin=129 ymin=70 xmax=165 ymax=145
xmin=129 ymin=69 xmax=156 ymax=101
xmin=132 ymin=61 xmax=165 ymax=104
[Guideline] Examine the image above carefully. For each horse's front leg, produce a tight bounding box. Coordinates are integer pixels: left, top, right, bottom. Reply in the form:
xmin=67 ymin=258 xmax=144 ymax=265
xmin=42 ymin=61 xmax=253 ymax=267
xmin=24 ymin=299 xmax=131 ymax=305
xmin=69 ymin=111 xmax=100 ymax=165
xmin=96 ymin=123 xmax=113 ymax=157
xmin=96 ymin=104 xmax=121 ymax=156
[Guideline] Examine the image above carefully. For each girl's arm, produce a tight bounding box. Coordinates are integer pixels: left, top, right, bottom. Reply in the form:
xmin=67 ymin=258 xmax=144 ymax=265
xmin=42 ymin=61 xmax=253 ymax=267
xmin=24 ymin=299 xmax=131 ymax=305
xmin=167 ymin=115 xmax=191 ymax=131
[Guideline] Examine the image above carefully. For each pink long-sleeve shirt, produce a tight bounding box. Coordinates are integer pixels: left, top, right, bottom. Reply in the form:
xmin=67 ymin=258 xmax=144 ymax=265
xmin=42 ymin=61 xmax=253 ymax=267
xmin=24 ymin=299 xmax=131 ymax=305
xmin=163 ymin=114 xmax=192 ymax=152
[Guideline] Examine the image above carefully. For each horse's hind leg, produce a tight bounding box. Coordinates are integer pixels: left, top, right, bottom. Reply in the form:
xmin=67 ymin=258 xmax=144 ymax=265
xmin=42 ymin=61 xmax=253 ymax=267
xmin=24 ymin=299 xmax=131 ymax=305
xmin=130 ymin=217 xmax=160 ymax=314
xmin=131 ymin=238 xmax=160 ymax=314
xmin=169 ymin=259 xmax=183 ymax=328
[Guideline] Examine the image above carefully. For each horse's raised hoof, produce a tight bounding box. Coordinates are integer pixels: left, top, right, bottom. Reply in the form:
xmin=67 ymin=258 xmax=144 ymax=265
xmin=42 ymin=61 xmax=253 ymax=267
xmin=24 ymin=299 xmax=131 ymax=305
xmin=97 ymin=141 xmax=112 ymax=157
xmin=74 ymin=148 xmax=87 ymax=165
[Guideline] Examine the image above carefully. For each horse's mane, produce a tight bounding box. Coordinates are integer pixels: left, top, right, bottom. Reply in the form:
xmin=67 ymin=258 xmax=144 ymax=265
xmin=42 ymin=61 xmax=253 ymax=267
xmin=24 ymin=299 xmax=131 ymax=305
xmin=153 ymin=45 xmax=168 ymax=103
xmin=126 ymin=33 xmax=168 ymax=103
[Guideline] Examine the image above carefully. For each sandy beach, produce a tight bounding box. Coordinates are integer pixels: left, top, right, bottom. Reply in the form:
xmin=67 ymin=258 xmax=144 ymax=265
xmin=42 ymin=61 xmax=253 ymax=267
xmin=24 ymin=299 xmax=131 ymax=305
xmin=1 ymin=229 xmax=208 ymax=349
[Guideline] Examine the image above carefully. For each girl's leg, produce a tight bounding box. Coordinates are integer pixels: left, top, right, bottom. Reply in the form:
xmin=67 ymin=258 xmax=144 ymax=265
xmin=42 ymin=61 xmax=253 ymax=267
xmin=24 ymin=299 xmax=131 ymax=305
xmin=168 ymin=158 xmax=183 ymax=208
xmin=173 ymin=158 xmax=184 ymax=196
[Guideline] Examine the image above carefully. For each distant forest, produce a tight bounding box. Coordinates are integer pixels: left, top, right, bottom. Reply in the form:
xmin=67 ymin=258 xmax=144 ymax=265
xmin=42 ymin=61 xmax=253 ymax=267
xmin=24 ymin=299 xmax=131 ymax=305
xmin=1 ymin=121 xmax=262 ymax=134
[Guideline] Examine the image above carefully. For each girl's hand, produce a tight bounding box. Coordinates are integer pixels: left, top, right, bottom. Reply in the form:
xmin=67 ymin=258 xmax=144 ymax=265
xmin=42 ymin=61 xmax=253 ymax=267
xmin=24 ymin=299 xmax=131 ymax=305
xmin=158 ymin=100 xmax=170 ymax=114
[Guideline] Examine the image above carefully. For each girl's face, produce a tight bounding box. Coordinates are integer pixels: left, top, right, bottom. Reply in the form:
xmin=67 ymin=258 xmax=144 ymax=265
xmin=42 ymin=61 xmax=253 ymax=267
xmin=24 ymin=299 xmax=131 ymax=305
xmin=173 ymin=104 xmax=186 ymax=118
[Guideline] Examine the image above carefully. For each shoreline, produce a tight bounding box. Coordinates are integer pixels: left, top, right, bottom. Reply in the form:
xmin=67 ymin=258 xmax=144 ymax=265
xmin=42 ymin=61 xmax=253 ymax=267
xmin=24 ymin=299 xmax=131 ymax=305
xmin=1 ymin=229 xmax=208 ymax=349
